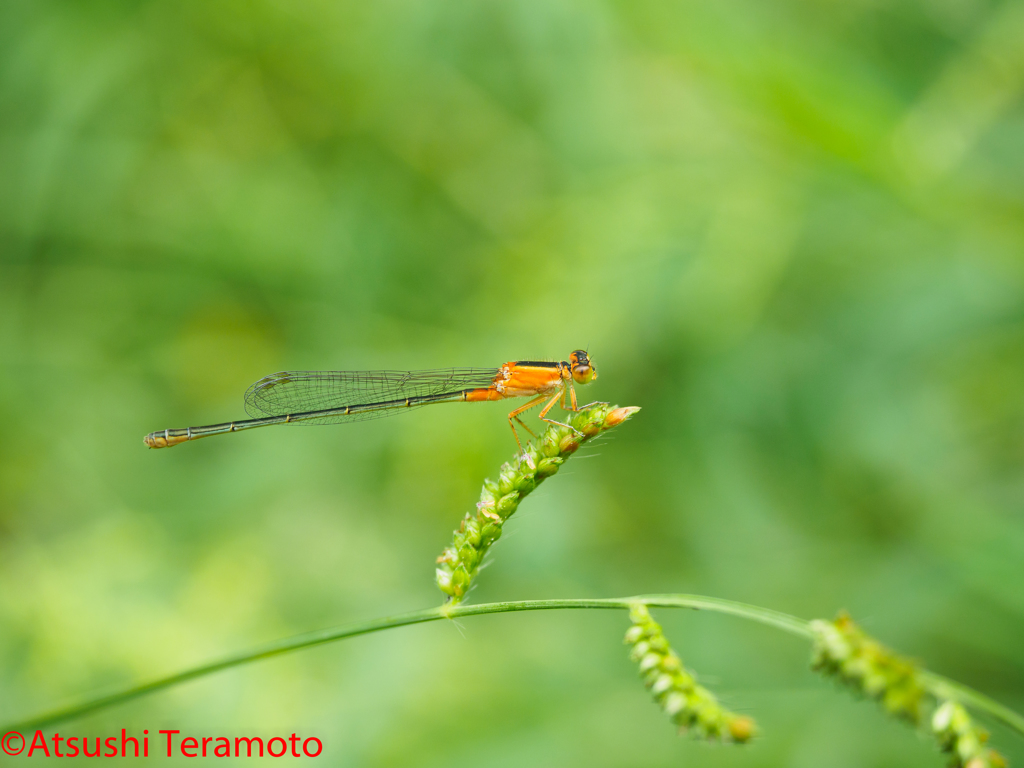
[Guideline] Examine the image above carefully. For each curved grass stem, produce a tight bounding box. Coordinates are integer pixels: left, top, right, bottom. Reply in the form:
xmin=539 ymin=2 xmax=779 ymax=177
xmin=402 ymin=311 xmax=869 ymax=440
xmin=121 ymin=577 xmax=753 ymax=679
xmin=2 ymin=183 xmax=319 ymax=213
xmin=4 ymin=594 xmax=1021 ymax=741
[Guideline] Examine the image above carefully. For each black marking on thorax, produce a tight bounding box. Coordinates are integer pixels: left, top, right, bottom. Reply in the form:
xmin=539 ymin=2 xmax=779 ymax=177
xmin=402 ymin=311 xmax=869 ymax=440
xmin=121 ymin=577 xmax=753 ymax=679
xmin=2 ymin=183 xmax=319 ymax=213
xmin=514 ymin=360 xmax=560 ymax=368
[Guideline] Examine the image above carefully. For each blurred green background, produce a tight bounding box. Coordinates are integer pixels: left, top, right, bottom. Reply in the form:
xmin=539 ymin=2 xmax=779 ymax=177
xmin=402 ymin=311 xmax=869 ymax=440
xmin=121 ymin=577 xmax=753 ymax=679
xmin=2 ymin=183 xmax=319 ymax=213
xmin=2 ymin=0 xmax=1023 ymax=765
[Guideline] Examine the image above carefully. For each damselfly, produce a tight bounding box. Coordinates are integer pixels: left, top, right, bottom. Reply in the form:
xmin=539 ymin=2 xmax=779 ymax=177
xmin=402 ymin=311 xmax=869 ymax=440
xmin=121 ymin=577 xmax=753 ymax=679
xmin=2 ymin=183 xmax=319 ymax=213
xmin=144 ymin=350 xmax=599 ymax=452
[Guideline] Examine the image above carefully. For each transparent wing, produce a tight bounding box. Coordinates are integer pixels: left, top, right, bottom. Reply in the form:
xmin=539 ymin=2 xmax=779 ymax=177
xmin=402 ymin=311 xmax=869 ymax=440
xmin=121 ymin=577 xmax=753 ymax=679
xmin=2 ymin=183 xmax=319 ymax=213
xmin=243 ymin=367 xmax=500 ymax=425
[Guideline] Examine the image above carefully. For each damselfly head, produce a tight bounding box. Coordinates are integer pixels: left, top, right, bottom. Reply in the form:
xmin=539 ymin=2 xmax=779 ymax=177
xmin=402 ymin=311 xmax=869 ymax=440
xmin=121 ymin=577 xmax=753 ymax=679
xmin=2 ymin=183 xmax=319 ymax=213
xmin=569 ymin=349 xmax=597 ymax=384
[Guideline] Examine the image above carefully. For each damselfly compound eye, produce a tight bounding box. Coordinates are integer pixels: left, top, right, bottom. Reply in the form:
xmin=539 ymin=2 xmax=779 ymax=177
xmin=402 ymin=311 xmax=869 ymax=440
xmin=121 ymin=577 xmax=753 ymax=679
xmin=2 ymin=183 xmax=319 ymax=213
xmin=572 ymin=363 xmax=596 ymax=385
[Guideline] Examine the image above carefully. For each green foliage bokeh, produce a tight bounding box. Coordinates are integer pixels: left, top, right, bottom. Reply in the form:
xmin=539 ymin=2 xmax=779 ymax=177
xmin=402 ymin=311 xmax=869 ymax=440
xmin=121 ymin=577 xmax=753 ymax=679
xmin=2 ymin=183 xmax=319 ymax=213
xmin=1 ymin=0 xmax=1022 ymax=765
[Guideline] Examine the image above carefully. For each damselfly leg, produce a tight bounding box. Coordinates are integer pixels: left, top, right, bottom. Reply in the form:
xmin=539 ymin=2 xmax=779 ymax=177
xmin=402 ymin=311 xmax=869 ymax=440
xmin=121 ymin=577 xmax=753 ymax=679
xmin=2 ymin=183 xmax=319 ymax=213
xmin=507 ymin=394 xmax=547 ymax=456
xmin=536 ymin=386 xmax=586 ymax=436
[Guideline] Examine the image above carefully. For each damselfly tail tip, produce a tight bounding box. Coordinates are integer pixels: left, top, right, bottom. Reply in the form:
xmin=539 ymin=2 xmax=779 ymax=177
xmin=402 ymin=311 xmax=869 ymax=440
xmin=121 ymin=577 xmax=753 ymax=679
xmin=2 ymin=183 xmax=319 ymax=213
xmin=144 ymin=430 xmax=187 ymax=449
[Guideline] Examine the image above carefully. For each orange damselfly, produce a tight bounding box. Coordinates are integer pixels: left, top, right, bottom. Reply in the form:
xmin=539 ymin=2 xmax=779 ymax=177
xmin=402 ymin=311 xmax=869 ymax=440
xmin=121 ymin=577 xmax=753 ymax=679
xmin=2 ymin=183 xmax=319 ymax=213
xmin=144 ymin=350 xmax=599 ymax=452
